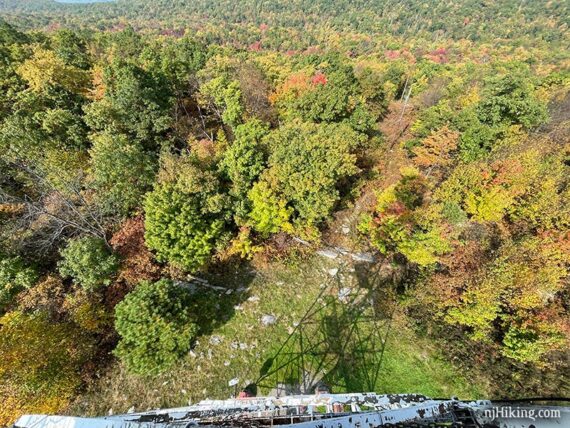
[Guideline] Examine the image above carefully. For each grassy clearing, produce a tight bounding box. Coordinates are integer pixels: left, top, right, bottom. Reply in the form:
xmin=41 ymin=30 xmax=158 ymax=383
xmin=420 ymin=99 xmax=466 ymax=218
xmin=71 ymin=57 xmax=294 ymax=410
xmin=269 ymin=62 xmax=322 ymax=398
xmin=71 ymin=255 xmax=487 ymax=416
xmin=374 ymin=313 xmax=486 ymax=399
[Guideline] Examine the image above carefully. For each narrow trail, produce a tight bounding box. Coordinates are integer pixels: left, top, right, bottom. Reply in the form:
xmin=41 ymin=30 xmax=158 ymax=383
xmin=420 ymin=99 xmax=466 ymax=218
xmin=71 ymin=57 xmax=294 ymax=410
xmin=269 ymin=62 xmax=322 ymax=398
xmin=323 ymin=100 xmax=416 ymax=250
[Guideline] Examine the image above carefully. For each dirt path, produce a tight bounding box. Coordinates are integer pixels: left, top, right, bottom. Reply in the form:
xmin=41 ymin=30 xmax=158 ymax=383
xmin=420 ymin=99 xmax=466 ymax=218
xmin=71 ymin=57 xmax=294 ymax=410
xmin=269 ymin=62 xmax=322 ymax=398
xmin=323 ymin=100 xmax=416 ymax=249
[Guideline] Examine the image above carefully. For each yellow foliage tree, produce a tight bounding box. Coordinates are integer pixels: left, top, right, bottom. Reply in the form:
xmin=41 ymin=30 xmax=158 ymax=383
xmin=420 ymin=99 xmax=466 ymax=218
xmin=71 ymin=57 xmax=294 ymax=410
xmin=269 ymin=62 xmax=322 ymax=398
xmin=445 ymin=235 xmax=570 ymax=363
xmin=412 ymin=125 xmax=459 ymax=169
xmin=17 ymin=46 xmax=90 ymax=94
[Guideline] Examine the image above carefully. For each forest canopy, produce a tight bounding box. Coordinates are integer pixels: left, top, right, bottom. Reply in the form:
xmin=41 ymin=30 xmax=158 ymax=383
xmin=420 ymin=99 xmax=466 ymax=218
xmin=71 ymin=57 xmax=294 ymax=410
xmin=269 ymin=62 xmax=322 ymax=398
xmin=0 ymin=0 xmax=569 ymax=425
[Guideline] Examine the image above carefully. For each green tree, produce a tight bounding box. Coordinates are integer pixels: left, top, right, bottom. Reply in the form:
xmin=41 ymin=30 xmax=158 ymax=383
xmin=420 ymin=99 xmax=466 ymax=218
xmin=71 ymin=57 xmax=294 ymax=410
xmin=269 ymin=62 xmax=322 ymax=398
xmin=274 ymin=57 xmax=374 ymax=131
xmin=108 ymin=26 xmax=143 ymax=60
xmin=0 ymin=256 xmax=37 ymax=313
xmin=84 ymin=61 xmax=173 ymax=151
xmin=140 ymin=35 xmax=208 ymax=94
xmin=89 ymin=132 xmax=156 ymax=217
xmin=0 ymin=18 xmax=29 ymax=46
xmin=144 ymin=152 xmax=231 ymax=271
xmin=293 ymin=65 xmax=356 ymax=123
xmin=58 ymin=237 xmax=119 ymax=291
xmin=355 ymin=66 xmax=389 ymax=120
xmin=247 ymin=180 xmax=293 ymax=236
xmin=454 ymin=109 xmax=498 ymax=162
xmin=0 ymin=20 xmax=28 ymax=119
xmin=477 ymin=68 xmax=548 ymax=129
xmin=198 ymin=75 xmax=243 ymax=128
xmin=51 ymin=29 xmax=91 ymax=70
xmin=265 ymin=121 xmax=365 ymax=226
xmin=221 ymin=119 xmax=269 ymax=219
xmin=113 ymin=279 xmax=198 ymax=375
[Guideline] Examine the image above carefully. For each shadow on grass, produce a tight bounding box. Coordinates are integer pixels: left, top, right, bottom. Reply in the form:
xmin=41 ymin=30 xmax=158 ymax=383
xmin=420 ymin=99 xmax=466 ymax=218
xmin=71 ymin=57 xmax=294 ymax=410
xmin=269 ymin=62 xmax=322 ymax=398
xmin=255 ymin=260 xmax=398 ymax=394
xmin=192 ymin=256 xmax=257 ymax=337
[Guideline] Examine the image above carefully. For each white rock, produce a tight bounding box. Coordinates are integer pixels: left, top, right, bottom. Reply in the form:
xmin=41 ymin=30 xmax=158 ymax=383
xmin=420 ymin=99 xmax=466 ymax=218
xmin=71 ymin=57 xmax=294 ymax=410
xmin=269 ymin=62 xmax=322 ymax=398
xmin=351 ymin=252 xmax=375 ymax=263
xmin=127 ymin=406 xmax=135 ymax=414
xmin=209 ymin=335 xmax=223 ymax=345
xmin=261 ymin=314 xmax=277 ymax=326
xmin=247 ymin=295 xmax=260 ymax=302
xmin=228 ymin=378 xmax=239 ymax=387
xmin=338 ymin=287 xmax=352 ymax=302
xmin=317 ymin=249 xmax=338 ymax=259
xmin=342 ymin=226 xmax=350 ymax=234
xmin=293 ymin=236 xmax=310 ymax=245
xmin=328 ymin=268 xmax=339 ymax=276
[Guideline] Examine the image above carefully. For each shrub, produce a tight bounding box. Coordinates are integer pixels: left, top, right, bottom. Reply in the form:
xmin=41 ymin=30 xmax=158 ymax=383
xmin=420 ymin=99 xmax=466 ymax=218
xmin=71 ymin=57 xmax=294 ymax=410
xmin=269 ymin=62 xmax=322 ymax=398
xmin=110 ymin=216 xmax=161 ymax=286
xmin=444 ymin=236 xmax=570 ymax=362
xmin=362 ymin=169 xmax=451 ymax=267
xmin=144 ymin=183 xmax=226 ymax=271
xmin=0 ymin=256 xmax=38 ymax=313
xmin=248 ymin=180 xmax=293 ymax=236
xmin=17 ymin=275 xmax=65 ymax=316
xmin=113 ymin=279 xmax=198 ymax=375
xmin=502 ymin=326 xmax=566 ymax=363
xmin=412 ymin=126 xmax=459 ymax=169
xmin=63 ymin=290 xmax=112 ymax=334
xmin=58 ymin=237 xmax=119 ymax=291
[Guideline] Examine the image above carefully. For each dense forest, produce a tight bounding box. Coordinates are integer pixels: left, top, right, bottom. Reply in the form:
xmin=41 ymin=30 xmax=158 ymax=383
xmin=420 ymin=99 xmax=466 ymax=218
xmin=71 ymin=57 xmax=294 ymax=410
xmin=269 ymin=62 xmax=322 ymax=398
xmin=0 ymin=0 xmax=569 ymax=426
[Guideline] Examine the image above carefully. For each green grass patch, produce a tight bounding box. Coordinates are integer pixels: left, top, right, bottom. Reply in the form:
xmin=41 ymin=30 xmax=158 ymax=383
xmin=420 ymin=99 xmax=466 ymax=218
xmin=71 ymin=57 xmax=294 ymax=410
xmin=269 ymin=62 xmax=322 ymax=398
xmin=71 ymin=256 xmax=487 ymax=416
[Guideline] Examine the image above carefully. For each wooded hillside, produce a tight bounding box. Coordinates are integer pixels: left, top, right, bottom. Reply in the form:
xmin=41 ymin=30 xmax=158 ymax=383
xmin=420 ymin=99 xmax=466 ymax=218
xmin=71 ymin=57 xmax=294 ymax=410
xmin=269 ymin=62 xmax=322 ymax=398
xmin=0 ymin=0 xmax=569 ymax=425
